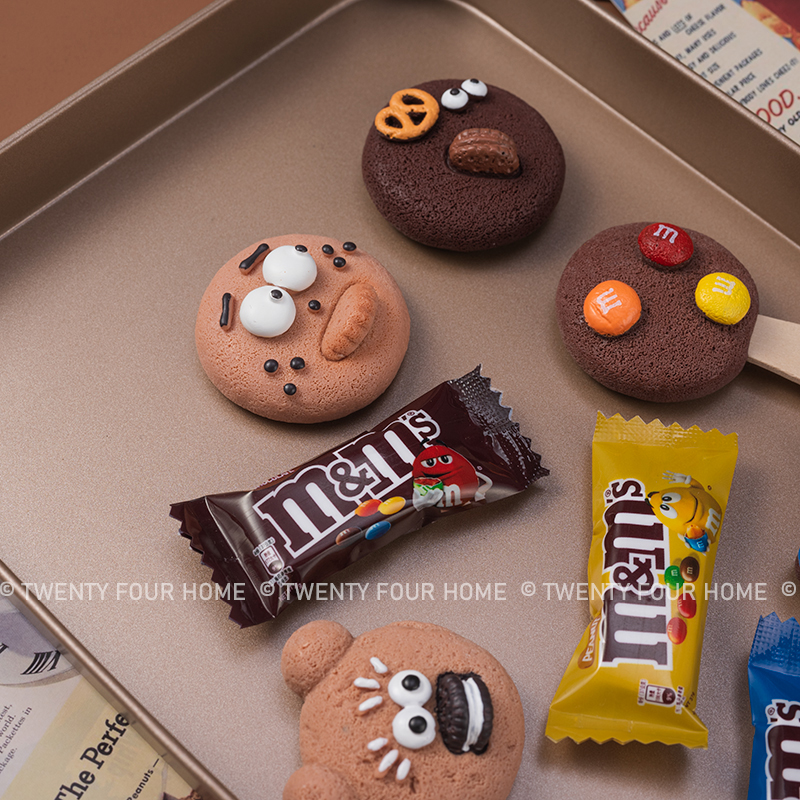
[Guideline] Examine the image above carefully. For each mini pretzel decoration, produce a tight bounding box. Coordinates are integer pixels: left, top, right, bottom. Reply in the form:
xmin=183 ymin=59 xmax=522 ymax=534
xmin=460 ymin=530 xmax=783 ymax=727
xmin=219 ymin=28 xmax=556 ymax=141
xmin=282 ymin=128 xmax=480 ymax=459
xmin=374 ymin=88 xmax=440 ymax=141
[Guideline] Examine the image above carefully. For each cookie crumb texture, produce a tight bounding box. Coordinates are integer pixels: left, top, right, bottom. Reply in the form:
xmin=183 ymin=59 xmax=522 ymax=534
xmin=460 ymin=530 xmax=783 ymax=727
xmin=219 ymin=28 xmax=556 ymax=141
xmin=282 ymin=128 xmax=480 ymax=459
xmin=195 ymin=235 xmax=410 ymax=423
xmin=556 ymin=223 xmax=758 ymax=402
xmin=281 ymin=620 xmax=525 ymax=800
xmin=362 ymin=80 xmax=565 ymax=251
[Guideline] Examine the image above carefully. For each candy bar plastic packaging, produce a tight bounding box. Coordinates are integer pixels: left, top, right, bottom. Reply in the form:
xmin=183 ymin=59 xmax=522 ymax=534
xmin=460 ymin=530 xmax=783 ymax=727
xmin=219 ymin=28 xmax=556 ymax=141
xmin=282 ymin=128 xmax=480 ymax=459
xmin=545 ymin=413 xmax=738 ymax=747
xmin=171 ymin=367 xmax=547 ymax=626
xmin=747 ymin=614 xmax=800 ymax=800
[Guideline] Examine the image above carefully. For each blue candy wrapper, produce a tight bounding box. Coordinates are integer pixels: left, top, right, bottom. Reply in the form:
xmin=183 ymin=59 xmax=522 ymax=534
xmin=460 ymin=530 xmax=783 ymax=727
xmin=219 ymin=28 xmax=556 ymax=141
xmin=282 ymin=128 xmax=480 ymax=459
xmin=748 ymin=614 xmax=800 ymax=800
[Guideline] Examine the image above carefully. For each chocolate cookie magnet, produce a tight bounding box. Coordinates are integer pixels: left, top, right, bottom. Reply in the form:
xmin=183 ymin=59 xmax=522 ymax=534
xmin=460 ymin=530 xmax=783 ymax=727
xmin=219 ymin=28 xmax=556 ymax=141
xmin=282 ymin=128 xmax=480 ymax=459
xmin=556 ymin=222 xmax=760 ymax=402
xmin=195 ymin=235 xmax=410 ymax=423
xmin=362 ymin=79 xmax=565 ymax=251
xmin=281 ymin=620 xmax=525 ymax=800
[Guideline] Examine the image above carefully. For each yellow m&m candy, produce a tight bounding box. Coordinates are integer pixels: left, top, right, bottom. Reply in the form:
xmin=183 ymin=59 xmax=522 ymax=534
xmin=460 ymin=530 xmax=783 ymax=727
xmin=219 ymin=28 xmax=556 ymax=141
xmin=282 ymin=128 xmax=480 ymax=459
xmin=378 ymin=496 xmax=405 ymax=516
xmin=695 ymin=272 xmax=751 ymax=325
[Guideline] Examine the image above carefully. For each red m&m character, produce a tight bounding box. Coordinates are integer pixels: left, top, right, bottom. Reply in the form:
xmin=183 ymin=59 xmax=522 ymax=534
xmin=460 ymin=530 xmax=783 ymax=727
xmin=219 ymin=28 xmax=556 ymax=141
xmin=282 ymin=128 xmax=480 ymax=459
xmin=412 ymin=444 xmax=491 ymax=509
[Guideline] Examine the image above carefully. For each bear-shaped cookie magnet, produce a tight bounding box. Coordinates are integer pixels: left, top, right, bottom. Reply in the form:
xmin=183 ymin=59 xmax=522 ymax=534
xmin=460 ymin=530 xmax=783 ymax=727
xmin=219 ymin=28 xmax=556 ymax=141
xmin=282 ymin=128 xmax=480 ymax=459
xmin=280 ymin=620 xmax=525 ymax=800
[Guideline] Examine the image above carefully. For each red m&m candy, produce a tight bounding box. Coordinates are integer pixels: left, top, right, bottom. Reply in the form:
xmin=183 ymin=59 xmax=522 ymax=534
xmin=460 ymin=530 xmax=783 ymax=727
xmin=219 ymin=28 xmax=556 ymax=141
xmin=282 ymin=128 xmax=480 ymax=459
xmin=638 ymin=223 xmax=694 ymax=269
xmin=677 ymin=591 xmax=697 ymax=619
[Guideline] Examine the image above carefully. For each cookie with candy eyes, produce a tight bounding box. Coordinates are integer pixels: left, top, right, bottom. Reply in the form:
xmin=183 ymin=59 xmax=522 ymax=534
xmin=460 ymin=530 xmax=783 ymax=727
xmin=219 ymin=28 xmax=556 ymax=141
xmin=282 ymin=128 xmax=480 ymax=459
xmin=362 ymin=79 xmax=565 ymax=251
xmin=195 ymin=235 xmax=410 ymax=423
xmin=281 ymin=620 xmax=524 ymax=800
xmin=555 ymin=222 xmax=759 ymax=402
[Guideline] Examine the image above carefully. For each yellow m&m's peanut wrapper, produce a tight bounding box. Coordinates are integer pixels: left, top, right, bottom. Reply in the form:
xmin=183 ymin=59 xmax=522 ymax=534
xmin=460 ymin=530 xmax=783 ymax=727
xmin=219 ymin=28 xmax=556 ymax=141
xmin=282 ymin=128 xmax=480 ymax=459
xmin=545 ymin=413 xmax=738 ymax=747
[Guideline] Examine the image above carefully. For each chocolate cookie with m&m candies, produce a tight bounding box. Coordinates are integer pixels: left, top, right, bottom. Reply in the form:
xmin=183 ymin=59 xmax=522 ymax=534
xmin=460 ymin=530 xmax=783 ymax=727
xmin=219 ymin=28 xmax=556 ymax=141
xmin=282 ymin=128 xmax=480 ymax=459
xmin=555 ymin=222 xmax=758 ymax=402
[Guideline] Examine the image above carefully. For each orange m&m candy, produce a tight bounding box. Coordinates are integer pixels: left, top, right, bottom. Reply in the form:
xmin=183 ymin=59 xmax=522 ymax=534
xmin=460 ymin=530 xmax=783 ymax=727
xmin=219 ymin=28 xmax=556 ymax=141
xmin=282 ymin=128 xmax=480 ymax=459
xmin=583 ymin=280 xmax=642 ymax=337
xmin=355 ymin=498 xmax=381 ymax=517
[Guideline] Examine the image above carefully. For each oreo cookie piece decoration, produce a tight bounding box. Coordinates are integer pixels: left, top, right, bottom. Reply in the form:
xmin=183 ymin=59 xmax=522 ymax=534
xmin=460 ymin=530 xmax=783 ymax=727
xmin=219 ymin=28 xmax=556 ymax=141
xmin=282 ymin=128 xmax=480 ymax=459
xmin=436 ymin=672 xmax=494 ymax=754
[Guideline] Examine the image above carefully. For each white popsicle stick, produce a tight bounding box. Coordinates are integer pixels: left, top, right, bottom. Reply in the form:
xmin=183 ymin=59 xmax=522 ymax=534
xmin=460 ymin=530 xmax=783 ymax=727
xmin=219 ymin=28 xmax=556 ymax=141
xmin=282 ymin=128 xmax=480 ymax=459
xmin=747 ymin=315 xmax=800 ymax=384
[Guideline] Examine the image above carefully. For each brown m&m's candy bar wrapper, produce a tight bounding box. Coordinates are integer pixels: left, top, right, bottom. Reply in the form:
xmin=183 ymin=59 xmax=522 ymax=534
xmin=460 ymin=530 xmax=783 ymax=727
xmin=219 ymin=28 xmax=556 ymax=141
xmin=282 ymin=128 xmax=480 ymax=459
xmin=545 ymin=413 xmax=738 ymax=747
xmin=170 ymin=367 xmax=547 ymax=626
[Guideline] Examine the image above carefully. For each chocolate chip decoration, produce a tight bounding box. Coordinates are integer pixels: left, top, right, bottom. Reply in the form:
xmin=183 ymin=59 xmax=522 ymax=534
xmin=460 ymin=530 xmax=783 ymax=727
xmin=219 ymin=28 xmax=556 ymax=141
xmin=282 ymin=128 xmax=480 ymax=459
xmin=448 ymin=128 xmax=520 ymax=175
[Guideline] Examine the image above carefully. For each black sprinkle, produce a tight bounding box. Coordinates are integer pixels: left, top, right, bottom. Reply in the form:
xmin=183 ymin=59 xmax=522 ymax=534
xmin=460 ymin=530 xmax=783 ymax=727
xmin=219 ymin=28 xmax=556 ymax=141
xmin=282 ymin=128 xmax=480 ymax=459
xmin=321 ymin=244 xmax=334 ymax=255
xmin=283 ymin=383 xmax=297 ymax=395
xmin=342 ymin=241 xmax=356 ymax=251
xmin=308 ymin=300 xmax=321 ymax=311
xmin=295 ymin=244 xmax=307 ymax=253
xmin=290 ymin=357 xmax=305 ymax=370
xmin=333 ymin=257 xmax=346 ymax=268
xmin=271 ymin=289 xmax=283 ymax=299
xmin=469 ymin=78 xmax=480 ymax=83
xmin=264 ymin=359 xmax=279 ymax=373
xmin=239 ymin=243 xmax=269 ymax=271
xmin=449 ymin=88 xmax=460 ymax=95
xmin=220 ymin=293 xmax=231 ymax=327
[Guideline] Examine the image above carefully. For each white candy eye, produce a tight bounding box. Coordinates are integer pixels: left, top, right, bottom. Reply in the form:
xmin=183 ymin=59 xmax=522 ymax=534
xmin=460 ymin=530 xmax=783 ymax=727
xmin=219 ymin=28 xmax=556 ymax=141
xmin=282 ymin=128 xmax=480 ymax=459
xmin=388 ymin=670 xmax=432 ymax=707
xmin=461 ymin=78 xmax=488 ymax=98
xmin=261 ymin=245 xmax=317 ymax=292
xmin=441 ymin=87 xmax=469 ymax=111
xmin=659 ymin=503 xmax=678 ymax=519
xmin=239 ymin=286 xmax=296 ymax=337
xmin=392 ymin=706 xmax=436 ymax=750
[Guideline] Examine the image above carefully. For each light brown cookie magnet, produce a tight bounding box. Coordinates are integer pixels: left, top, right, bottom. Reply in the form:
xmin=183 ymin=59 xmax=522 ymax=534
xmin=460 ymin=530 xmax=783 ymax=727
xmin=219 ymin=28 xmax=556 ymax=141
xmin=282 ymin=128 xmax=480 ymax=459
xmin=281 ymin=620 xmax=525 ymax=800
xmin=195 ymin=236 xmax=410 ymax=423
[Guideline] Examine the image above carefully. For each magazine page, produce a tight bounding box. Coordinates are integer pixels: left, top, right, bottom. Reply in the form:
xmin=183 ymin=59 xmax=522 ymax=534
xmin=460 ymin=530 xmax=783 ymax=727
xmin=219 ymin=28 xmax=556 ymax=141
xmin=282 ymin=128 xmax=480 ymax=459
xmin=0 ymin=599 xmax=196 ymax=800
xmin=609 ymin=0 xmax=800 ymax=145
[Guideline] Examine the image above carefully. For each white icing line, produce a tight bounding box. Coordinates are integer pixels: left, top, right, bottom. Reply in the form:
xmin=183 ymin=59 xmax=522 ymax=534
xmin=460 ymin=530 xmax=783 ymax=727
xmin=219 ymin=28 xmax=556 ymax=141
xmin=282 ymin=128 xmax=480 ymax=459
xmin=367 ymin=737 xmax=388 ymax=752
xmin=396 ymin=758 xmax=411 ymax=781
xmin=354 ymin=677 xmax=381 ymax=690
xmin=462 ymin=677 xmax=485 ymax=752
xmin=370 ymin=657 xmax=389 ymax=674
xmin=358 ymin=696 xmax=383 ymax=713
xmin=378 ymin=749 xmax=399 ymax=773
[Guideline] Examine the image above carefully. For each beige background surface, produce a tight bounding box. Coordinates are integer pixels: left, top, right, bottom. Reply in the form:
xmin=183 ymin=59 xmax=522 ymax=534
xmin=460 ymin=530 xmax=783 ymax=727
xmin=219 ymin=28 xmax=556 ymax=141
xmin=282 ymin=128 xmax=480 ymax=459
xmin=0 ymin=0 xmax=216 ymax=142
xmin=1 ymin=1 xmax=799 ymax=799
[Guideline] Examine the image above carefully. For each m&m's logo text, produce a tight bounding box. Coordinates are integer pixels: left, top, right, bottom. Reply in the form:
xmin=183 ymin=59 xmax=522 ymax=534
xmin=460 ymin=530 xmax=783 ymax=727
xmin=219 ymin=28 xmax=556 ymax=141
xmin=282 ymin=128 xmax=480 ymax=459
xmin=600 ymin=478 xmax=672 ymax=670
xmin=765 ymin=700 xmax=800 ymax=800
xmin=252 ymin=411 xmax=440 ymax=558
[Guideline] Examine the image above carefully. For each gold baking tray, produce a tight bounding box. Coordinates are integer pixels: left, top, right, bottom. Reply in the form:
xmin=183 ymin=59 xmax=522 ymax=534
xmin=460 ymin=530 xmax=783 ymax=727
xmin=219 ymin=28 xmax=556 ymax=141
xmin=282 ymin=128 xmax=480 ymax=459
xmin=0 ymin=1 xmax=798 ymax=799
